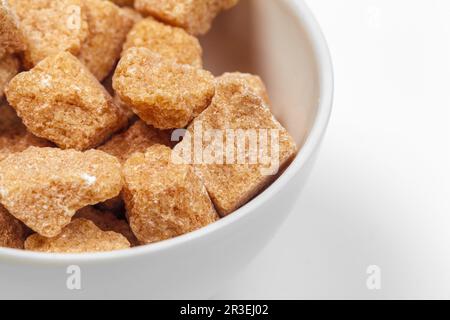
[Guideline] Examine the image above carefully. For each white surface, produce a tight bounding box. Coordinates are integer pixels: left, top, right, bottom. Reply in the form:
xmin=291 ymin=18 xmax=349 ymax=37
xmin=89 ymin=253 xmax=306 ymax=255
xmin=215 ymin=0 xmax=450 ymax=299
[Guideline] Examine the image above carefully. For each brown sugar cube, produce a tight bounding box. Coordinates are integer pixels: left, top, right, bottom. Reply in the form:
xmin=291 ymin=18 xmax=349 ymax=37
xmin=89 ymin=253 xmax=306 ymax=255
xmin=123 ymin=144 xmax=218 ymax=244
xmin=9 ymin=0 xmax=89 ymax=69
xmin=25 ymin=218 xmax=130 ymax=253
xmin=0 ymin=147 xmax=123 ymax=237
xmin=120 ymin=6 xmax=142 ymax=24
xmin=0 ymin=54 xmax=20 ymax=98
xmin=123 ymin=17 xmax=202 ymax=68
xmin=113 ymin=47 xmax=215 ymax=129
xmin=0 ymin=1 xmax=26 ymax=58
xmin=74 ymin=207 xmax=139 ymax=246
xmin=217 ymin=72 xmax=271 ymax=106
xmin=0 ymin=205 xmax=27 ymax=249
xmin=135 ymin=0 xmax=239 ymax=35
xmin=0 ymin=130 xmax=52 ymax=162
xmin=110 ymin=0 xmax=134 ymax=7
xmin=173 ymin=78 xmax=297 ymax=216
xmin=98 ymin=120 xmax=173 ymax=163
xmin=0 ymin=102 xmax=52 ymax=161
xmin=97 ymin=120 xmax=172 ymax=212
xmin=78 ymin=0 xmax=135 ymax=81
xmin=5 ymin=52 xmax=126 ymax=150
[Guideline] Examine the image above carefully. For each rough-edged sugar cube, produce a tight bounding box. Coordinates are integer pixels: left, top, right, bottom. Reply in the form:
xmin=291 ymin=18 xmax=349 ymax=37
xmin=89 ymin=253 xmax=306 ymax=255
xmin=25 ymin=218 xmax=130 ymax=253
xmin=135 ymin=0 xmax=239 ymax=35
xmin=0 ymin=205 xmax=28 ymax=249
xmin=98 ymin=120 xmax=173 ymax=163
xmin=173 ymin=77 xmax=297 ymax=216
xmin=0 ymin=54 xmax=20 ymax=98
xmin=0 ymin=147 xmax=123 ymax=237
xmin=123 ymin=17 xmax=203 ymax=68
xmin=0 ymin=1 xmax=26 ymax=59
xmin=9 ymin=0 xmax=89 ymax=69
xmin=123 ymin=144 xmax=218 ymax=244
xmin=74 ymin=206 xmax=139 ymax=247
xmin=97 ymin=120 xmax=173 ymax=212
xmin=114 ymin=47 xmax=215 ymax=129
xmin=0 ymin=102 xmax=52 ymax=162
xmin=5 ymin=52 xmax=127 ymax=150
xmin=120 ymin=6 xmax=142 ymax=24
xmin=217 ymin=72 xmax=271 ymax=106
xmin=78 ymin=0 xmax=135 ymax=81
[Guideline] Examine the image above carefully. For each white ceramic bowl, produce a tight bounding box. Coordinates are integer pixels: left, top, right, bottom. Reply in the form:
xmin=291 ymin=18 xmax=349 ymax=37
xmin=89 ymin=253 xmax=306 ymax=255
xmin=0 ymin=0 xmax=333 ymax=299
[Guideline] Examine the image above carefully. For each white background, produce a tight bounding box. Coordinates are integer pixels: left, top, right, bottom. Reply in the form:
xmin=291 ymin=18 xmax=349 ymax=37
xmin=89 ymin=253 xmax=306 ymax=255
xmin=215 ymin=0 xmax=450 ymax=299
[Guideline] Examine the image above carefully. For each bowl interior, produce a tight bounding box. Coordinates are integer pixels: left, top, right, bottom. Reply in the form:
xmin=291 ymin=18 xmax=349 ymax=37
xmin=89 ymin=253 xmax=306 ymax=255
xmin=0 ymin=0 xmax=330 ymax=261
xmin=201 ymin=0 xmax=320 ymax=146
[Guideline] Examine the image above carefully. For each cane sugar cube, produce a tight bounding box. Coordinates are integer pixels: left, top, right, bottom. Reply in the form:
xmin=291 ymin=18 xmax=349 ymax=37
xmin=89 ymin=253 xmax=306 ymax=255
xmin=0 ymin=1 xmax=26 ymax=58
xmin=74 ymin=207 xmax=139 ymax=246
xmin=0 ymin=147 xmax=123 ymax=237
xmin=0 ymin=54 xmax=20 ymax=98
xmin=97 ymin=120 xmax=172 ymax=212
xmin=123 ymin=17 xmax=202 ymax=67
xmin=98 ymin=120 xmax=173 ymax=163
xmin=113 ymin=47 xmax=214 ymax=129
xmin=173 ymin=78 xmax=297 ymax=216
xmin=0 ymin=205 xmax=27 ymax=249
xmin=113 ymin=94 xmax=137 ymax=123
xmin=135 ymin=0 xmax=239 ymax=35
xmin=123 ymin=144 xmax=218 ymax=244
xmin=78 ymin=0 xmax=135 ymax=81
xmin=120 ymin=6 xmax=142 ymax=24
xmin=9 ymin=0 xmax=89 ymax=68
xmin=5 ymin=52 xmax=126 ymax=150
xmin=0 ymin=102 xmax=52 ymax=161
xmin=0 ymin=130 xmax=52 ymax=162
xmin=217 ymin=72 xmax=271 ymax=106
xmin=25 ymin=218 xmax=130 ymax=253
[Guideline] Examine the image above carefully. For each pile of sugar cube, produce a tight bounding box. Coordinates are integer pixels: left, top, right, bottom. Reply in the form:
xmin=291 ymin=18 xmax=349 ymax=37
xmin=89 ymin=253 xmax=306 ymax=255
xmin=0 ymin=0 xmax=297 ymax=253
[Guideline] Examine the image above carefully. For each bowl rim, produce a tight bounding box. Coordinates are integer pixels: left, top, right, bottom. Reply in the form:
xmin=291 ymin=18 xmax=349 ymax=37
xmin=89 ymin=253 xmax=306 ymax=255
xmin=0 ymin=0 xmax=334 ymax=264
